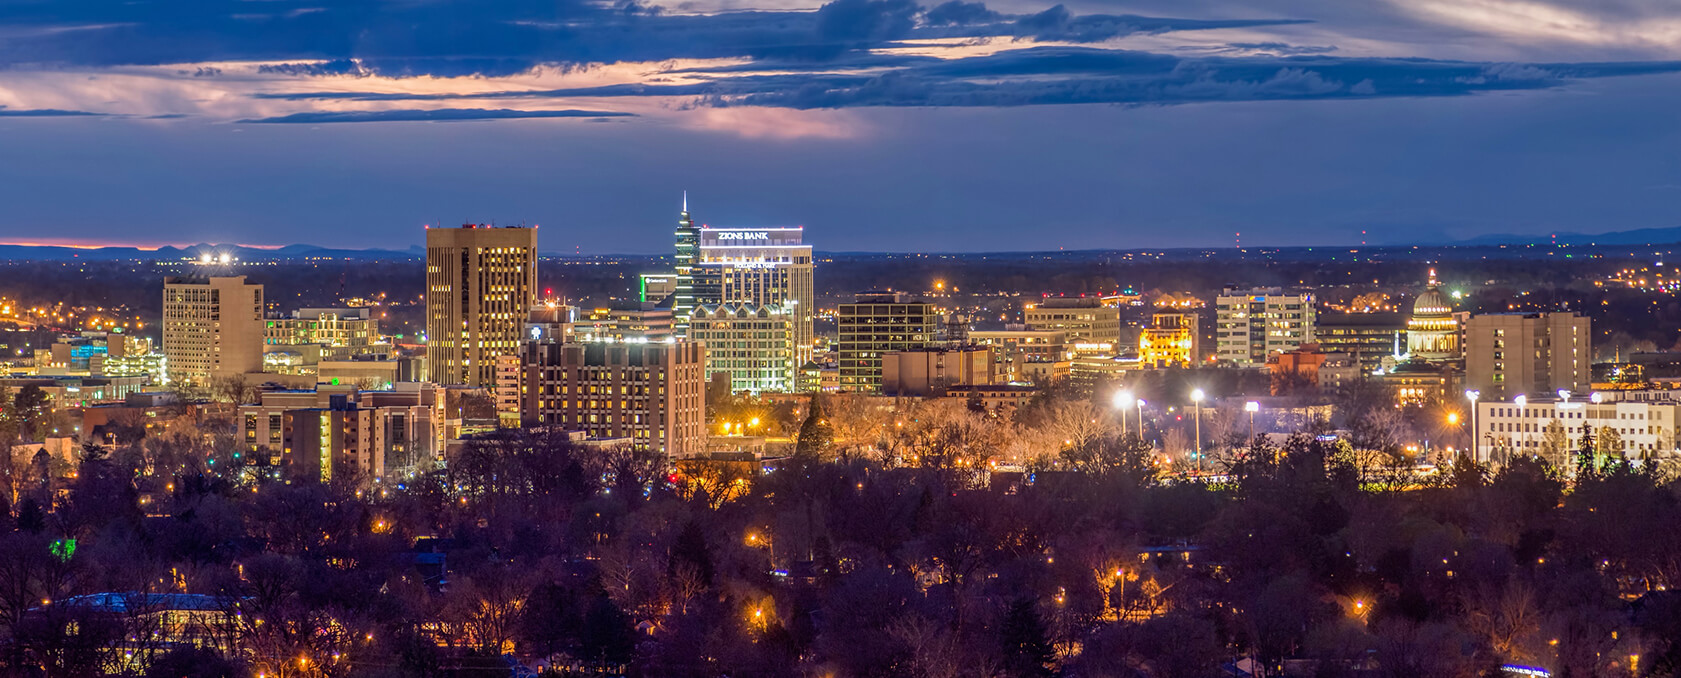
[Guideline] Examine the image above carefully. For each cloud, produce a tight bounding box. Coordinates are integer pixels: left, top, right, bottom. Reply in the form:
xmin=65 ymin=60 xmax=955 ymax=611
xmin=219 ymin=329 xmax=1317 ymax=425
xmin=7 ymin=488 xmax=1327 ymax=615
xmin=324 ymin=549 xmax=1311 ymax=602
xmin=244 ymin=47 xmax=1681 ymax=111
xmin=0 ymin=106 xmax=104 ymax=117
xmin=236 ymin=108 xmax=634 ymax=123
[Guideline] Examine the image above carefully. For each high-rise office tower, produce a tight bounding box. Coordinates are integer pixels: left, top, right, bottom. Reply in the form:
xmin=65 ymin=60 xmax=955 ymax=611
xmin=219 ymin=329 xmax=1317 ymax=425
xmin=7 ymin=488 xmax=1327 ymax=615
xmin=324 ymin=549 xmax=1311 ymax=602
xmin=162 ymin=275 xmax=265 ymax=385
xmin=425 ymin=224 xmax=537 ymax=387
xmin=837 ymin=291 xmax=937 ymax=393
xmin=693 ymin=226 xmax=815 ymax=369
xmin=672 ymin=198 xmax=700 ymax=337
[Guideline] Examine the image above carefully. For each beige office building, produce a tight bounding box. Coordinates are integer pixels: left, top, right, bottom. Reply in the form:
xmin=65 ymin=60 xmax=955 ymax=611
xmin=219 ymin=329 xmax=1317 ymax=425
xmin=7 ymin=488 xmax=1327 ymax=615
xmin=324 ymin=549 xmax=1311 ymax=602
xmin=881 ymin=345 xmax=996 ymax=397
xmin=969 ymin=329 xmax=1068 ymax=384
xmin=162 ymin=276 xmax=265 ymax=385
xmin=517 ymin=340 xmax=707 ymax=457
xmin=1024 ymin=298 xmax=1120 ymax=344
xmin=1465 ymin=312 xmax=1591 ymax=401
xmin=425 ymin=225 xmax=537 ymax=387
xmin=266 ymin=308 xmax=384 ymax=359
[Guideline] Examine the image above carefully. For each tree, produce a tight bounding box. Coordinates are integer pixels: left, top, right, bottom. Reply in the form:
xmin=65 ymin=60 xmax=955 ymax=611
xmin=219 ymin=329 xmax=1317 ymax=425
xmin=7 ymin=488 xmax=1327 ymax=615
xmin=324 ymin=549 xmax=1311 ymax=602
xmin=1540 ymin=419 xmax=1569 ymax=469
xmin=1596 ymin=425 xmax=1623 ymax=460
xmin=795 ymin=394 xmax=834 ymax=458
xmin=999 ymin=598 xmax=1056 ymax=678
xmin=10 ymin=384 xmax=49 ymax=441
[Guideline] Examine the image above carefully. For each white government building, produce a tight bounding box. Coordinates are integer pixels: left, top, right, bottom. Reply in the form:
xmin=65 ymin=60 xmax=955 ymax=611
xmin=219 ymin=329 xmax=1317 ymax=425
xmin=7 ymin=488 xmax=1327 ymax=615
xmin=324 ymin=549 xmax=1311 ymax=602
xmin=1474 ymin=391 xmax=1679 ymax=466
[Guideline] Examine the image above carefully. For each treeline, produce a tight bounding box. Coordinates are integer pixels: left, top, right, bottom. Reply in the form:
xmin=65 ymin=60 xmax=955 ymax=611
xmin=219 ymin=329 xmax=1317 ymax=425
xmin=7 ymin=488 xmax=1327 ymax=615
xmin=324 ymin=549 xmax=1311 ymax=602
xmin=3 ymin=424 xmax=1681 ymax=677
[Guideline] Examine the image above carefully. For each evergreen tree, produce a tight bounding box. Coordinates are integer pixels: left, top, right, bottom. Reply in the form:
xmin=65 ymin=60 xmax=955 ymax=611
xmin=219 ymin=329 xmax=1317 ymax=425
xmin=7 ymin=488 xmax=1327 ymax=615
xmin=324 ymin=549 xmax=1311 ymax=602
xmin=669 ymin=519 xmax=715 ymax=586
xmin=1000 ymin=598 xmax=1056 ymax=678
xmin=795 ymin=393 xmax=834 ymax=458
xmin=1576 ymin=424 xmax=1597 ymax=477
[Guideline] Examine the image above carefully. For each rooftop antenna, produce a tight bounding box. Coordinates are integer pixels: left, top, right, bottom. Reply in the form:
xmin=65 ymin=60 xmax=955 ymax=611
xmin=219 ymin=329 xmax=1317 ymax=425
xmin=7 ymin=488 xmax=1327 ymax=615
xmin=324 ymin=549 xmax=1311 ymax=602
xmin=682 ymin=190 xmax=689 ymax=213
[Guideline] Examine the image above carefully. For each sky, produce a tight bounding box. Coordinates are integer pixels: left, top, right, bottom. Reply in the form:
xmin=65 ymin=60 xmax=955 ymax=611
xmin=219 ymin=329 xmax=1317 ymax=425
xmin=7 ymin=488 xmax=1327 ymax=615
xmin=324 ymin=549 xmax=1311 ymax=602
xmin=1 ymin=0 xmax=1680 ymax=253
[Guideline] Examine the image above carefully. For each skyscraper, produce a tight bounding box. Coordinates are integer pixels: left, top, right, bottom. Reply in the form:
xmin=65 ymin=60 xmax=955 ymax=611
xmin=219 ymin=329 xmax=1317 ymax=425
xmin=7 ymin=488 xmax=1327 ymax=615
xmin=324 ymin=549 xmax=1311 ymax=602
xmin=162 ymin=275 xmax=265 ymax=385
xmin=425 ymin=224 xmax=537 ymax=387
xmin=672 ymin=197 xmax=700 ymax=336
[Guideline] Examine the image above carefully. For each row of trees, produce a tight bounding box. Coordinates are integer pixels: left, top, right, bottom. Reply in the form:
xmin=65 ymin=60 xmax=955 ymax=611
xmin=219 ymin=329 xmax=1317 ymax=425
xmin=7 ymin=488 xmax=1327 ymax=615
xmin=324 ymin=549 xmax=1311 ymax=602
xmin=5 ymin=381 xmax=1681 ymax=676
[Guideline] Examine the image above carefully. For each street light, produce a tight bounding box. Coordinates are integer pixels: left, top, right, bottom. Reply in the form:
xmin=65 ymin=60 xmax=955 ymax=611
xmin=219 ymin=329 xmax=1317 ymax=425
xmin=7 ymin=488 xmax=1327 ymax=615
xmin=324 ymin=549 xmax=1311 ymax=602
xmin=1191 ymin=389 xmax=1205 ymax=472
xmin=1113 ymin=390 xmax=1134 ymax=436
xmin=1464 ymin=389 xmax=1480 ymax=463
xmin=1245 ymin=401 xmax=1259 ymax=441
xmin=1135 ymin=399 xmax=1147 ymax=440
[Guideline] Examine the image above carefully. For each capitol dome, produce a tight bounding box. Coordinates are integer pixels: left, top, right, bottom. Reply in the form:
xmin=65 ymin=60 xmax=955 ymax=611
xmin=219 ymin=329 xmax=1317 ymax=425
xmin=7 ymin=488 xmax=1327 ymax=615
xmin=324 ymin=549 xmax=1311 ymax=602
xmin=1413 ymin=286 xmax=1453 ymax=318
xmin=1406 ymin=269 xmax=1459 ymax=362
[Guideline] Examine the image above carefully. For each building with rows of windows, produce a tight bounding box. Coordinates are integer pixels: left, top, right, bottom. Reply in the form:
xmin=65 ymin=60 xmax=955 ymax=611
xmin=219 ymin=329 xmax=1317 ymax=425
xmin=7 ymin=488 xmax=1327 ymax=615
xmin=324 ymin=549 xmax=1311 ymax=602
xmin=515 ymin=340 xmax=706 ymax=457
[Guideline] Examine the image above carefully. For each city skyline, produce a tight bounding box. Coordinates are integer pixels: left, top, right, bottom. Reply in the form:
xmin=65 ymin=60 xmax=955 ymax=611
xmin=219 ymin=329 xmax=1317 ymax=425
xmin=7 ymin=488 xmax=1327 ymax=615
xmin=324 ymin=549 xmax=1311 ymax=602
xmin=3 ymin=0 xmax=1681 ymax=251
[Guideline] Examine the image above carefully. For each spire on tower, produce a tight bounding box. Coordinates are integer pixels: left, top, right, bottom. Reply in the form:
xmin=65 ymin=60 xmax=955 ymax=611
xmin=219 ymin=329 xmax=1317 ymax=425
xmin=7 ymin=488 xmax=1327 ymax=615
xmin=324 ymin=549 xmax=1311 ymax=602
xmin=682 ymin=190 xmax=688 ymax=214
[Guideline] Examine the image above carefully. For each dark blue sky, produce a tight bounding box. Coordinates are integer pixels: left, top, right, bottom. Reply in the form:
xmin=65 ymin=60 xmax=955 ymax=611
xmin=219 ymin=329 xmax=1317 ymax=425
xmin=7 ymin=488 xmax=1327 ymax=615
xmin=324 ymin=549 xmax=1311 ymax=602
xmin=0 ymin=0 xmax=1678 ymax=252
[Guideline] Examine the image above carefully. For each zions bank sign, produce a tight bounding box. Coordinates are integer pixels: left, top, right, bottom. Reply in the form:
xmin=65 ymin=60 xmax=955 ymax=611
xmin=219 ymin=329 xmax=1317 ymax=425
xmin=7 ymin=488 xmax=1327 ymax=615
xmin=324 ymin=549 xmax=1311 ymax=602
xmin=715 ymin=231 xmax=770 ymax=241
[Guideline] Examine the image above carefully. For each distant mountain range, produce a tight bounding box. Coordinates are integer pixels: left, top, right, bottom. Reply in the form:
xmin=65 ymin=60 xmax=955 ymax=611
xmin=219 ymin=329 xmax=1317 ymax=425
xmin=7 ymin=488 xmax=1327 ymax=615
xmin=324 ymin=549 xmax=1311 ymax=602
xmin=3 ymin=226 xmax=1681 ymax=261
xmin=0 ymin=242 xmax=427 ymax=262
xmin=1447 ymin=226 xmax=1681 ymax=247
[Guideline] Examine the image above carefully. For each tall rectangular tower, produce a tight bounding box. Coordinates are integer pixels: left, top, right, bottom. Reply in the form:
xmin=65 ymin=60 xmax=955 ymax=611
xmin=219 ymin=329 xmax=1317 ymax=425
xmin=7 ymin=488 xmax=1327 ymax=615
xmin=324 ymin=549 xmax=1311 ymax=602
xmin=1465 ymin=312 xmax=1591 ymax=401
xmin=695 ymin=226 xmax=815 ymax=370
xmin=837 ymin=291 xmax=937 ymax=394
xmin=1214 ymin=287 xmax=1316 ymax=366
xmin=162 ymin=275 xmax=265 ymax=385
xmin=425 ymin=225 xmax=537 ymax=387
xmin=672 ymin=205 xmax=700 ymax=336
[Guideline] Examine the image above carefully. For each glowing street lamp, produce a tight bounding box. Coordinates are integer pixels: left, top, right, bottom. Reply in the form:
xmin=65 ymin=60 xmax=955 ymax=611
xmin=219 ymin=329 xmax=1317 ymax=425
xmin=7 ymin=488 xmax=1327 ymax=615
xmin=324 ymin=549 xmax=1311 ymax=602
xmin=1465 ymin=389 xmax=1480 ymax=462
xmin=1191 ymin=389 xmax=1205 ymax=472
xmin=1113 ymin=391 xmax=1134 ymax=436
xmin=1245 ymin=401 xmax=1259 ymax=441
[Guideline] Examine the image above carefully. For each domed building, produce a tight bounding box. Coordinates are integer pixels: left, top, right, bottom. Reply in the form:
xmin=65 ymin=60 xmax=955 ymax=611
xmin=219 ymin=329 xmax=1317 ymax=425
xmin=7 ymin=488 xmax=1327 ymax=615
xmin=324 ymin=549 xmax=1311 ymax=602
xmin=1406 ymin=269 xmax=1460 ymax=362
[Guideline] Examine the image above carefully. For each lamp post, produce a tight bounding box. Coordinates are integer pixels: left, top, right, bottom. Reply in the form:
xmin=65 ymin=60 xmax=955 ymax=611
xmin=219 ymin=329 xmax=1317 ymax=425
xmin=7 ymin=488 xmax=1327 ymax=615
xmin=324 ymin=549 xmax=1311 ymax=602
xmin=1464 ymin=389 xmax=1480 ymax=463
xmin=1191 ymin=389 xmax=1205 ymax=473
xmin=1136 ymin=399 xmax=1147 ymax=441
xmin=1113 ymin=390 xmax=1134 ymax=437
xmin=1245 ymin=401 xmax=1260 ymax=442
xmin=1514 ymin=394 xmax=1528 ymax=453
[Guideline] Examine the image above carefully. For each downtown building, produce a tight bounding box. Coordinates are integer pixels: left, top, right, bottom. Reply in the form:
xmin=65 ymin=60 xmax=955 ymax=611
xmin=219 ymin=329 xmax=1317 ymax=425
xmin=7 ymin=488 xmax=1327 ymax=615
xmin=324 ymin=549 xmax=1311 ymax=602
xmin=1464 ymin=311 xmax=1591 ymax=401
xmin=1138 ymin=312 xmax=1199 ymax=368
xmin=1023 ymin=297 xmax=1121 ymax=345
xmin=425 ymin=224 xmax=537 ymax=387
xmin=1473 ymin=396 xmax=1677 ymax=467
xmin=162 ymin=276 xmax=265 ymax=385
xmin=688 ymin=303 xmax=797 ymax=394
xmin=837 ymin=291 xmax=938 ymax=393
xmin=265 ymin=307 xmax=384 ymax=359
xmin=968 ymin=329 xmax=1069 ymax=384
xmin=515 ymin=340 xmax=707 ymax=457
xmin=691 ymin=225 xmax=814 ymax=369
xmin=238 ymin=383 xmax=450 ymax=483
xmin=1214 ymin=287 xmax=1316 ymax=367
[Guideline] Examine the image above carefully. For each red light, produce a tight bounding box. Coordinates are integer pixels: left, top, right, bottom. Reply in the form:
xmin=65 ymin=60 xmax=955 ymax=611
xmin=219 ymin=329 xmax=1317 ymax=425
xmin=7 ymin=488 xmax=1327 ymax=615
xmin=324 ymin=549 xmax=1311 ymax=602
xmin=666 ymin=473 xmax=680 ymax=484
